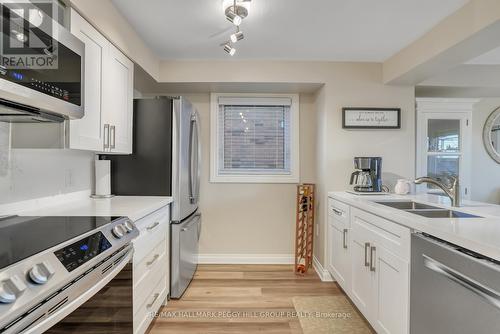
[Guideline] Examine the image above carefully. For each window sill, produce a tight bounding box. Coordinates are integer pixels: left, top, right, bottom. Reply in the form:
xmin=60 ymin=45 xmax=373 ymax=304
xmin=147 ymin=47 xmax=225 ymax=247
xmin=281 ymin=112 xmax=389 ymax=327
xmin=210 ymin=174 xmax=299 ymax=184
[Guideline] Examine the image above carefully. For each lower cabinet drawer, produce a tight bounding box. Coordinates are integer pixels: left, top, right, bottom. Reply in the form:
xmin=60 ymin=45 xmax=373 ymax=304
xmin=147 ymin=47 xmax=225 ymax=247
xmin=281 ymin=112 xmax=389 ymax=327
xmin=134 ymin=239 xmax=167 ymax=285
xmin=134 ymin=205 xmax=170 ymax=233
xmin=328 ymin=198 xmax=350 ymax=226
xmin=134 ymin=277 xmax=168 ymax=334
xmin=133 ymin=221 xmax=168 ymax=263
xmin=133 ymin=248 xmax=167 ymax=315
xmin=351 ymin=207 xmax=411 ymax=261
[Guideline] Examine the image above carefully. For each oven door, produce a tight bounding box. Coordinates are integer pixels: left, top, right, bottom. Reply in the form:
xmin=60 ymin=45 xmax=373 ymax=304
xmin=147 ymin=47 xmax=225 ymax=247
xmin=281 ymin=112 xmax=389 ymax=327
xmin=43 ymin=264 xmax=133 ymax=334
xmin=23 ymin=248 xmax=134 ymax=334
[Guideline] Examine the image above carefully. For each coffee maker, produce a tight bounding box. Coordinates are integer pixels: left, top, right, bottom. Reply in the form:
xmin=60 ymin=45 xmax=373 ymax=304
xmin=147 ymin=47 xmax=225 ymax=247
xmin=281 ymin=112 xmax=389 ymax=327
xmin=350 ymin=157 xmax=383 ymax=192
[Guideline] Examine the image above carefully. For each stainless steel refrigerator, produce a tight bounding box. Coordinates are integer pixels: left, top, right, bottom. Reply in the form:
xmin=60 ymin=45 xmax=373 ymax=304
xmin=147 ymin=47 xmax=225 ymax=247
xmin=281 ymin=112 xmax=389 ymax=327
xmin=102 ymin=96 xmax=201 ymax=299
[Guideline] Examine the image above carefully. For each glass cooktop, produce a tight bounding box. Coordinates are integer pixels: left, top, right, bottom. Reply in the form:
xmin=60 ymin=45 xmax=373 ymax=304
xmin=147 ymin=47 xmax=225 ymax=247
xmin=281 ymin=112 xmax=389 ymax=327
xmin=0 ymin=216 xmax=120 ymax=270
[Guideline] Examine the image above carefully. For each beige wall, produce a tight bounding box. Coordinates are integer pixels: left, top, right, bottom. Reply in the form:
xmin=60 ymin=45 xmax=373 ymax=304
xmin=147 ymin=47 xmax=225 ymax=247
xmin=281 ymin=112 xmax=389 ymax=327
xmin=313 ymin=64 xmax=415 ymax=265
xmin=155 ymin=61 xmax=415 ymax=266
xmin=472 ymin=98 xmax=500 ymax=204
xmin=182 ymin=93 xmax=316 ymax=256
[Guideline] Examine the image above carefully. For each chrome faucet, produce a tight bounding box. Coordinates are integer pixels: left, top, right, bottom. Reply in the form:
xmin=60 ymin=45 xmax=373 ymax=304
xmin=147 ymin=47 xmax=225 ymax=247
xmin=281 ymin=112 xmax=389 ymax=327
xmin=414 ymin=176 xmax=461 ymax=207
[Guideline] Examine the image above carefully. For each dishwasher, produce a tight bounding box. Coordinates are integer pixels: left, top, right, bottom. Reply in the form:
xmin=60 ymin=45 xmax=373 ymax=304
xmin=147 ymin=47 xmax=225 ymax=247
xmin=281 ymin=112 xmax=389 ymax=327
xmin=411 ymin=233 xmax=500 ymax=334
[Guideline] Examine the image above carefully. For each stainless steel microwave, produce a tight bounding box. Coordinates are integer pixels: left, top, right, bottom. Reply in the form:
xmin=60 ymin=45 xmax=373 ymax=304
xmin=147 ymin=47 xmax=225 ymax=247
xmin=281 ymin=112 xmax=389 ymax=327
xmin=0 ymin=2 xmax=84 ymax=122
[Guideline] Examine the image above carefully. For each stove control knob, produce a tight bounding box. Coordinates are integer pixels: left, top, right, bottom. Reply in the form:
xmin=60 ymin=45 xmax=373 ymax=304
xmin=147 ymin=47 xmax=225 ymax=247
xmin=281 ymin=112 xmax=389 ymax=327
xmin=0 ymin=275 xmax=27 ymax=304
xmin=29 ymin=261 xmax=55 ymax=285
xmin=112 ymin=225 xmax=125 ymax=239
xmin=122 ymin=221 xmax=134 ymax=233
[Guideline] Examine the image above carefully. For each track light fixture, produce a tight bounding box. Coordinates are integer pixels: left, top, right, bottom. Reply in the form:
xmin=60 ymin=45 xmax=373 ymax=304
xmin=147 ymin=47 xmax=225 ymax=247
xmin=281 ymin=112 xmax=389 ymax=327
xmin=223 ymin=43 xmax=236 ymax=56
xmin=230 ymin=29 xmax=244 ymax=43
xmin=225 ymin=9 xmax=242 ymax=26
xmin=221 ymin=0 xmax=251 ymax=55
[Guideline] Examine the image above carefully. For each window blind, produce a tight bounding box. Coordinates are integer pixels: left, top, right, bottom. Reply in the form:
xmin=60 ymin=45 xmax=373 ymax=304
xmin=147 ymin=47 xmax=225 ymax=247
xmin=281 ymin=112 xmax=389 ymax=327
xmin=218 ymin=104 xmax=291 ymax=175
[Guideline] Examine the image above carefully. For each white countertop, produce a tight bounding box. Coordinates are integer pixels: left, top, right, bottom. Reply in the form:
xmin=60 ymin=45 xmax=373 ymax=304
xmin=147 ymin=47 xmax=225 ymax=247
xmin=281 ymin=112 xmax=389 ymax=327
xmin=329 ymin=191 xmax=500 ymax=261
xmin=0 ymin=191 xmax=173 ymax=222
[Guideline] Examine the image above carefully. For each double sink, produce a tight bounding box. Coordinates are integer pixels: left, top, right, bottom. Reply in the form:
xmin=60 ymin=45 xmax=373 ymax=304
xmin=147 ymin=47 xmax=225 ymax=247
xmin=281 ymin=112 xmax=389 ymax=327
xmin=375 ymin=201 xmax=482 ymax=219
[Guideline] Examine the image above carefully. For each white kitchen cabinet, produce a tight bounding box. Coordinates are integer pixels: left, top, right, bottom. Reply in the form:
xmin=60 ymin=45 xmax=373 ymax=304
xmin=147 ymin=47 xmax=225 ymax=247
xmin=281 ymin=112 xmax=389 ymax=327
xmin=326 ymin=199 xmax=351 ymax=292
xmin=68 ymin=9 xmax=107 ymax=151
xmin=102 ymin=44 xmax=134 ymax=154
xmin=68 ymin=10 xmax=133 ymax=154
xmin=132 ymin=204 xmax=170 ymax=334
xmin=350 ymin=217 xmax=376 ymax=320
xmin=350 ymin=207 xmax=410 ymax=334
xmin=374 ymin=245 xmax=409 ymax=334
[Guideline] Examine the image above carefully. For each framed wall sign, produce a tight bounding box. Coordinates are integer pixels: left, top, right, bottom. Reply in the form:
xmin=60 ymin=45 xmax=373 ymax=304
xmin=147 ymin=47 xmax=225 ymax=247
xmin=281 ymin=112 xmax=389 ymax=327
xmin=342 ymin=107 xmax=401 ymax=129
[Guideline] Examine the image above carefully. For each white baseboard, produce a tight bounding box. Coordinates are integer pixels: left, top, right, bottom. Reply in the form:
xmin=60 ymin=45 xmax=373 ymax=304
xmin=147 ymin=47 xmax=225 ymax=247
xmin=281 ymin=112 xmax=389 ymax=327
xmin=198 ymin=254 xmax=294 ymax=264
xmin=313 ymin=255 xmax=334 ymax=282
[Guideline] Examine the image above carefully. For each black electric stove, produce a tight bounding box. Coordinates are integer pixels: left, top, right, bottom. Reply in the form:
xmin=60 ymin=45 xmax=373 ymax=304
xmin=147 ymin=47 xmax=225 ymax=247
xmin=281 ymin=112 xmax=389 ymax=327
xmin=0 ymin=216 xmax=120 ymax=270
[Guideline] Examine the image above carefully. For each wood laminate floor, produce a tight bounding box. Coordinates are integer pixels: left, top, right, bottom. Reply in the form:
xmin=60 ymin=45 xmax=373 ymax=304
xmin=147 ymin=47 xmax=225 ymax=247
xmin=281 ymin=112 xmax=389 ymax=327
xmin=147 ymin=264 xmax=368 ymax=334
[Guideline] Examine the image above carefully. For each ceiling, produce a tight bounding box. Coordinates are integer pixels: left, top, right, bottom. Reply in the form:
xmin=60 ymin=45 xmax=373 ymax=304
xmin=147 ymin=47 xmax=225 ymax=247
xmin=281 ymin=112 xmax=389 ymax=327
xmin=417 ymin=46 xmax=500 ymax=97
xmin=112 ymin=0 xmax=469 ymax=61
xmin=467 ymin=47 xmax=500 ymax=65
xmin=419 ymin=65 xmax=500 ymax=88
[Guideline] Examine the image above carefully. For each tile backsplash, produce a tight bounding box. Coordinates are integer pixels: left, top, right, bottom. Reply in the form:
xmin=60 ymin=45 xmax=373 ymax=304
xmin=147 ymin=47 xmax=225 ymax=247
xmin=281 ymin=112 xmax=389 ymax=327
xmin=0 ymin=123 xmax=9 ymax=177
xmin=0 ymin=124 xmax=94 ymax=205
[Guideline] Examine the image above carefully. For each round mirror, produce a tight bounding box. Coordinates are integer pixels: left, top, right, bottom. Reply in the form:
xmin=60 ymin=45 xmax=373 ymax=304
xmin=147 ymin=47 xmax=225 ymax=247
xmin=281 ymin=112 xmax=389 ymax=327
xmin=483 ymin=106 xmax=500 ymax=164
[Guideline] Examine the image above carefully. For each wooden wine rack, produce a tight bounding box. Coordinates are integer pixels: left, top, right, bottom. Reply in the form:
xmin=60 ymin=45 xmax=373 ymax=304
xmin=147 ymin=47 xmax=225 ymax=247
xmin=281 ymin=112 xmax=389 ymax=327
xmin=295 ymin=184 xmax=315 ymax=274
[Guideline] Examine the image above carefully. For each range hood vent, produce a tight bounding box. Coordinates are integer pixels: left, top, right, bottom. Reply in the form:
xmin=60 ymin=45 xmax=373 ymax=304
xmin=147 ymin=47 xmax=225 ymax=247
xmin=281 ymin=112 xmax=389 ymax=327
xmin=0 ymin=99 xmax=65 ymax=123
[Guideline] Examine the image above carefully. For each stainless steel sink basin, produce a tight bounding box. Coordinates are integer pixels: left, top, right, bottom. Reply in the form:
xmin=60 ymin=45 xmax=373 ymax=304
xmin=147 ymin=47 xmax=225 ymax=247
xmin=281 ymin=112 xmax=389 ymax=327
xmin=374 ymin=200 xmax=483 ymax=218
xmin=375 ymin=201 xmax=440 ymax=210
xmin=405 ymin=209 xmax=481 ymax=219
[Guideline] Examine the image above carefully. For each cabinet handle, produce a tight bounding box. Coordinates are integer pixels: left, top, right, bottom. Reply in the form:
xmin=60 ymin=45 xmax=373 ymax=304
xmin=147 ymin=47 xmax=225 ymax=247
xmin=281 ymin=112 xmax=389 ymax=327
xmin=332 ymin=208 xmax=343 ymax=216
xmin=147 ymin=222 xmax=160 ymax=231
xmin=147 ymin=293 xmax=160 ymax=309
xmin=342 ymin=229 xmax=348 ymax=249
xmin=110 ymin=125 xmax=116 ymax=149
xmin=103 ymin=124 xmax=110 ymax=150
xmin=370 ymin=246 xmax=376 ymax=272
xmin=146 ymin=254 xmax=160 ymax=267
xmin=364 ymin=242 xmax=370 ymax=267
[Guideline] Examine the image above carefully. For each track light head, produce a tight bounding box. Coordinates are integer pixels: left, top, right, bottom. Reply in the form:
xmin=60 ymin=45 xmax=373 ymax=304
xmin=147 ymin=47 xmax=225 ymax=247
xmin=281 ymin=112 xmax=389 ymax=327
xmin=225 ymin=9 xmax=242 ymax=26
xmin=223 ymin=43 xmax=236 ymax=56
xmin=230 ymin=30 xmax=244 ymax=43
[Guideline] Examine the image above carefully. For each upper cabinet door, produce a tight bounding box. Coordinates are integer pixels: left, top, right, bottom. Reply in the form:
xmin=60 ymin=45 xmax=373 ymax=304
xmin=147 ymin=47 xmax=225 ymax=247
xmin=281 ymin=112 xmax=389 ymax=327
xmin=68 ymin=9 xmax=108 ymax=151
xmin=103 ymin=45 xmax=134 ymax=154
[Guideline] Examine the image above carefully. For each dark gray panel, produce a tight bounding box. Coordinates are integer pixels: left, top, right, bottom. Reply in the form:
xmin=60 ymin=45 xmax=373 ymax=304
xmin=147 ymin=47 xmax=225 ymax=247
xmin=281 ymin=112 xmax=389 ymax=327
xmin=102 ymin=98 xmax=173 ymax=196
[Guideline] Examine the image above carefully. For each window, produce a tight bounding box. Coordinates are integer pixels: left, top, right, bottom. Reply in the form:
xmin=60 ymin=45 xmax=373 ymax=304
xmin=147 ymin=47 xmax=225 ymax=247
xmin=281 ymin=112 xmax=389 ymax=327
xmin=210 ymin=93 xmax=299 ymax=183
xmin=416 ymin=99 xmax=475 ymax=199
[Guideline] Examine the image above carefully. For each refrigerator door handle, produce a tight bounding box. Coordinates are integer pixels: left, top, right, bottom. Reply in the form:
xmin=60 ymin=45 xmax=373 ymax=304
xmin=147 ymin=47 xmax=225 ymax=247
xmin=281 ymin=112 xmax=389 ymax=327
xmin=181 ymin=213 xmax=201 ymax=232
xmin=188 ymin=115 xmax=200 ymax=204
xmin=194 ymin=116 xmax=201 ymax=203
xmin=188 ymin=116 xmax=195 ymax=204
